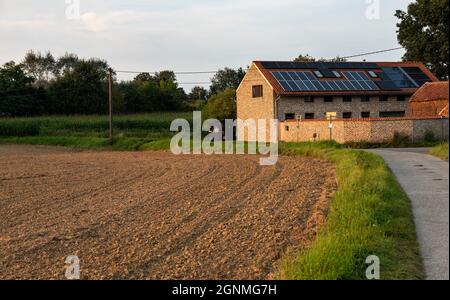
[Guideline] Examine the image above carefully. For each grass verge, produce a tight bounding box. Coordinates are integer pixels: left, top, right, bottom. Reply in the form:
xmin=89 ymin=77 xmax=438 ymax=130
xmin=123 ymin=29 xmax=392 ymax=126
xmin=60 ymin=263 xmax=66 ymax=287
xmin=279 ymin=142 xmax=424 ymax=280
xmin=0 ymin=136 xmax=172 ymax=151
xmin=429 ymin=142 xmax=449 ymax=161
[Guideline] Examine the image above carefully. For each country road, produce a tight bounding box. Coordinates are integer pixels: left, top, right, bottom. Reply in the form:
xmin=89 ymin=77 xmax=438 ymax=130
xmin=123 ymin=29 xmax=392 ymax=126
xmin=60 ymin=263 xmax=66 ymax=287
xmin=367 ymin=148 xmax=449 ymax=280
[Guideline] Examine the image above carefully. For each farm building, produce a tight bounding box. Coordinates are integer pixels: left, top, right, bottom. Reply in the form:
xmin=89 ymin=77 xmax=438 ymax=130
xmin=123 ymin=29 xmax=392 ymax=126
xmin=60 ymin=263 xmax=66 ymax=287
xmin=236 ymin=61 xmax=448 ymax=143
xmin=408 ymin=81 xmax=449 ymax=118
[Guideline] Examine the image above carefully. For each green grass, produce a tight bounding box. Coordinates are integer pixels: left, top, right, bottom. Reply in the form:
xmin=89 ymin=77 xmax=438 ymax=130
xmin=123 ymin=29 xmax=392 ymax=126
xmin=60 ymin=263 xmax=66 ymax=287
xmin=429 ymin=143 xmax=449 ymax=161
xmin=279 ymin=142 xmax=424 ymax=280
xmin=0 ymin=136 xmax=181 ymax=152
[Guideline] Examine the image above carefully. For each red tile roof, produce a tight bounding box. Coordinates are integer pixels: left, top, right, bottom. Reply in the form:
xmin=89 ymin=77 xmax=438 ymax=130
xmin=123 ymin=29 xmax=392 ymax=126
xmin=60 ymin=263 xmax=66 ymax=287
xmin=409 ymin=81 xmax=449 ymax=103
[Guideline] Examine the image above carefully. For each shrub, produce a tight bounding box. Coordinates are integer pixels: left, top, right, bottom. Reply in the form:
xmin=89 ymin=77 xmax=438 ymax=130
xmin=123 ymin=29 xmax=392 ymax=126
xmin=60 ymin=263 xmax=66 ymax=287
xmin=202 ymin=88 xmax=236 ymax=121
xmin=389 ymin=131 xmax=411 ymax=147
xmin=424 ymin=130 xmax=436 ymax=142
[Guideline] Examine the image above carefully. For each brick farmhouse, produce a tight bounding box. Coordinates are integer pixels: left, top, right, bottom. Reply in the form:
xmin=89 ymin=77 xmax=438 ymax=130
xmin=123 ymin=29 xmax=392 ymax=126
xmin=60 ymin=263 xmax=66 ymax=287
xmin=236 ymin=61 xmax=448 ymax=143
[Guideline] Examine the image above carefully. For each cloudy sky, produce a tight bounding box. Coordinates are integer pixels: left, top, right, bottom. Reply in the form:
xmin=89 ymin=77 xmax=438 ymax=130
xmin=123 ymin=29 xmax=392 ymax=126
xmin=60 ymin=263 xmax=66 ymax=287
xmin=0 ymin=0 xmax=414 ymax=89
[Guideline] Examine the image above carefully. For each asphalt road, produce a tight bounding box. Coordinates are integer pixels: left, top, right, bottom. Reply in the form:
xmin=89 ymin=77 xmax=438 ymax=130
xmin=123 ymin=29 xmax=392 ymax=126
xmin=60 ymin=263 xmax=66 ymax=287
xmin=367 ymin=148 xmax=449 ymax=280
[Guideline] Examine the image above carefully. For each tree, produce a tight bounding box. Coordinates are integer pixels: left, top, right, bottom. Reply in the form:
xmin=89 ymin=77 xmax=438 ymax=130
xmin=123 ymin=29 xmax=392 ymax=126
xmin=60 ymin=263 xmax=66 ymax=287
xmin=209 ymin=68 xmax=246 ymax=96
xmin=22 ymin=50 xmax=56 ymax=87
xmin=0 ymin=61 xmax=44 ymax=116
xmin=134 ymin=72 xmax=154 ymax=82
xmin=154 ymin=70 xmax=177 ymax=84
xmin=202 ymin=88 xmax=236 ymax=121
xmin=294 ymin=54 xmax=347 ymax=62
xmin=188 ymin=86 xmax=208 ymax=101
xmin=55 ymin=53 xmax=80 ymax=77
xmin=48 ymin=58 xmax=110 ymax=114
xmin=395 ymin=0 xmax=449 ymax=80
xmin=293 ymin=54 xmax=317 ymax=62
xmin=120 ymin=70 xmax=187 ymax=113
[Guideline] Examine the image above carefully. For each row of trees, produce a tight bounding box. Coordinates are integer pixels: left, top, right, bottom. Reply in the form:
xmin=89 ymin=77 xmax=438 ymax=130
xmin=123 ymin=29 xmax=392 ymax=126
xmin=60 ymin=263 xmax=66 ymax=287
xmin=0 ymin=51 xmax=246 ymax=117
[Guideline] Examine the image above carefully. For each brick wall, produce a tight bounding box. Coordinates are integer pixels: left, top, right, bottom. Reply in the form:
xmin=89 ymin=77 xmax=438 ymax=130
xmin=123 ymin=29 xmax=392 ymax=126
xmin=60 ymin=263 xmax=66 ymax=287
xmin=236 ymin=63 xmax=276 ymax=142
xmin=409 ymin=99 xmax=449 ymax=117
xmin=278 ymin=95 xmax=409 ymax=120
xmin=280 ymin=117 xmax=449 ymax=143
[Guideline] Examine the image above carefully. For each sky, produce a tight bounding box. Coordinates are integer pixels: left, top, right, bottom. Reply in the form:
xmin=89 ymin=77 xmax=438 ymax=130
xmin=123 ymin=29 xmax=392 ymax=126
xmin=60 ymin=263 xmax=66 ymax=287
xmin=0 ymin=0 xmax=414 ymax=90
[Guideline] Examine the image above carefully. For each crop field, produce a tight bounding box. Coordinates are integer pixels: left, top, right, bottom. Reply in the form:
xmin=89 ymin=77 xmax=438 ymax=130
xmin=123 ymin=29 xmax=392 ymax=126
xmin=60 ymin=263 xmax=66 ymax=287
xmin=0 ymin=112 xmax=192 ymax=138
xmin=0 ymin=144 xmax=336 ymax=279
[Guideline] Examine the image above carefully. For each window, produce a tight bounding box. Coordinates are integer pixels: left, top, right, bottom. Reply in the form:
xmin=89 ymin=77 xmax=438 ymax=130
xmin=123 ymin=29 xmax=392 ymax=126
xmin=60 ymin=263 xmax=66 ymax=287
xmin=304 ymin=96 xmax=315 ymax=103
xmin=397 ymin=95 xmax=406 ymax=102
xmin=313 ymin=70 xmax=324 ymax=78
xmin=285 ymin=113 xmax=295 ymax=120
xmin=361 ymin=96 xmax=371 ymax=102
xmin=368 ymin=70 xmax=378 ymax=78
xmin=324 ymin=96 xmax=333 ymax=102
xmin=285 ymin=126 xmax=290 ymax=131
xmin=305 ymin=113 xmax=315 ymax=119
xmin=332 ymin=70 xmax=342 ymax=78
xmin=380 ymin=95 xmax=389 ymax=102
xmin=252 ymin=85 xmax=263 ymax=98
xmin=343 ymin=112 xmax=352 ymax=119
xmin=361 ymin=111 xmax=371 ymax=118
xmin=343 ymin=96 xmax=352 ymax=102
xmin=379 ymin=111 xmax=406 ymax=118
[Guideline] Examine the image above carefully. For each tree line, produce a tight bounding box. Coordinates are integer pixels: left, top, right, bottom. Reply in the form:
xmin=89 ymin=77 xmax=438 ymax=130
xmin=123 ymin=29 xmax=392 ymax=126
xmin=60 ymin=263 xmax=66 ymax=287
xmin=0 ymin=50 xmax=246 ymax=117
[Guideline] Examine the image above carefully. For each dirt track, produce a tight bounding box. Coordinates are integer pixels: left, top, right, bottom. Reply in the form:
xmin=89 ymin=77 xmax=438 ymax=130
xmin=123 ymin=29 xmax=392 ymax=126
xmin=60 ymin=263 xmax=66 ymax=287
xmin=0 ymin=144 xmax=336 ymax=279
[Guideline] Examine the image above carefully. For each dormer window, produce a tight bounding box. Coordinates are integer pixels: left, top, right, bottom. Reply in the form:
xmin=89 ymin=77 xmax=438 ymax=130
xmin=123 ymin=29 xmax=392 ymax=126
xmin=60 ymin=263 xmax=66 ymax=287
xmin=313 ymin=70 xmax=324 ymax=78
xmin=368 ymin=70 xmax=378 ymax=78
xmin=332 ymin=71 xmax=342 ymax=78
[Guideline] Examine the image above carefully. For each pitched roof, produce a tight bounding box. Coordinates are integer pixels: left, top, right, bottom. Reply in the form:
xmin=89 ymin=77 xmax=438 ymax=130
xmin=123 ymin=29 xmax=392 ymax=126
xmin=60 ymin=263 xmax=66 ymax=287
xmin=409 ymin=81 xmax=449 ymax=103
xmin=253 ymin=61 xmax=439 ymax=96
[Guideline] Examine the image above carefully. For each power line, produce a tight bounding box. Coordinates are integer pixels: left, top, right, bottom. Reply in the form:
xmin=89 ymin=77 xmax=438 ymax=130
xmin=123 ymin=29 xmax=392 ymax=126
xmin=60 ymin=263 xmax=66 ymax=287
xmin=177 ymin=82 xmax=212 ymax=85
xmin=342 ymin=47 xmax=404 ymax=59
xmin=116 ymin=70 xmax=219 ymax=75
xmin=115 ymin=47 xmax=404 ymax=76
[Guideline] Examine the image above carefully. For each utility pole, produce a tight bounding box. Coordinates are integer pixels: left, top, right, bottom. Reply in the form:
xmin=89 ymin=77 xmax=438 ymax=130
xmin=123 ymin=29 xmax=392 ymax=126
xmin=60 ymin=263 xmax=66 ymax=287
xmin=296 ymin=114 xmax=302 ymax=143
xmin=328 ymin=116 xmax=334 ymax=141
xmin=108 ymin=68 xmax=113 ymax=140
xmin=326 ymin=112 xmax=336 ymax=141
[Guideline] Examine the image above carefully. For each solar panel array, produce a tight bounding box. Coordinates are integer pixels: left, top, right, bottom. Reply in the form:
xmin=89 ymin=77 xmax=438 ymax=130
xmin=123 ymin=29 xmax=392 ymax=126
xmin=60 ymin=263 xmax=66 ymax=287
xmin=272 ymin=71 xmax=380 ymax=92
xmin=261 ymin=61 xmax=379 ymax=70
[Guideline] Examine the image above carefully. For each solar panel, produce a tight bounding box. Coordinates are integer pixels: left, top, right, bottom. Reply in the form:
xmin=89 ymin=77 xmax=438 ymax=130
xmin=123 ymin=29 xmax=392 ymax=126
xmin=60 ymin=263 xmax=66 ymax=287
xmin=381 ymin=67 xmax=417 ymax=88
xmin=261 ymin=61 xmax=380 ymax=70
xmin=260 ymin=62 xmax=279 ymax=69
xmin=376 ymin=81 xmax=401 ymax=91
xmin=271 ymin=71 xmax=380 ymax=92
xmin=401 ymin=67 xmax=432 ymax=87
xmin=320 ymin=69 xmax=337 ymax=78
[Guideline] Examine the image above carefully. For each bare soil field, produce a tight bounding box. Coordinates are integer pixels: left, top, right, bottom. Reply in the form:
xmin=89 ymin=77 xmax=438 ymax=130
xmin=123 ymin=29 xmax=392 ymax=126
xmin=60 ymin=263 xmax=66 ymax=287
xmin=0 ymin=144 xmax=336 ymax=279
